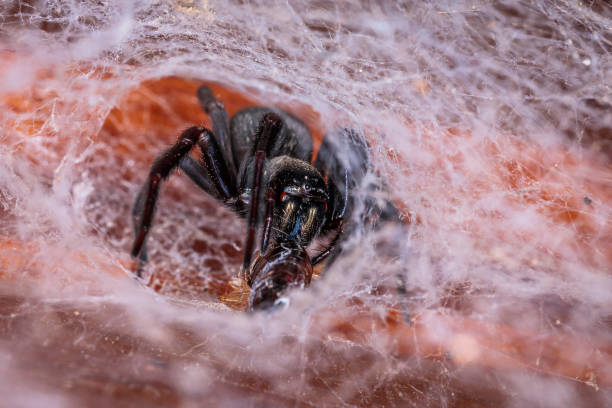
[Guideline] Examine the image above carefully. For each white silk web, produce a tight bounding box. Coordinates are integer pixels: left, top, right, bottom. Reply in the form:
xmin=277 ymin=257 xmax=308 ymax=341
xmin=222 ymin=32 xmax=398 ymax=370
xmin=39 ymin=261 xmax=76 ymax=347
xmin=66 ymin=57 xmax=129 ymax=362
xmin=0 ymin=1 xmax=611 ymax=407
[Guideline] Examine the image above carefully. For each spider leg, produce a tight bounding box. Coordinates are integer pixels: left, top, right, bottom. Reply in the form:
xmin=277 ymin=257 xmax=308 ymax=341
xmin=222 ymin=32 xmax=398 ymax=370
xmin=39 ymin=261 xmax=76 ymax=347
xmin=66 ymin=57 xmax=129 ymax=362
xmin=314 ymin=128 xmax=410 ymax=321
xmin=196 ymin=85 xmax=238 ymax=183
xmin=396 ymin=270 xmax=411 ymax=324
xmin=260 ymin=188 xmax=275 ymax=254
xmin=131 ymin=126 xmax=236 ymax=271
xmin=242 ymin=113 xmax=283 ymax=278
xmin=362 ymin=179 xmax=411 ymax=323
xmin=193 ymin=126 xmax=238 ymax=201
xmin=370 ymin=199 xmax=411 ymax=322
xmin=311 ymin=218 xmax=343 ymax=266
xmin=311 ymin=129 xmax=369 ymax=268
xmin=178 ymin=156 xmax=219 ymax=198
xmin=179 ymin=150 xmax=241 ymax=212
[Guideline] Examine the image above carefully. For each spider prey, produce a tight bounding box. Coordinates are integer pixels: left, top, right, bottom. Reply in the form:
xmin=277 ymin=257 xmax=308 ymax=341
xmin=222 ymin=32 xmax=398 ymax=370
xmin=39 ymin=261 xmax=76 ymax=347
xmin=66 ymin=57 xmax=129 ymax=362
xmin=131 ymin=85 xmax=400 ymax=311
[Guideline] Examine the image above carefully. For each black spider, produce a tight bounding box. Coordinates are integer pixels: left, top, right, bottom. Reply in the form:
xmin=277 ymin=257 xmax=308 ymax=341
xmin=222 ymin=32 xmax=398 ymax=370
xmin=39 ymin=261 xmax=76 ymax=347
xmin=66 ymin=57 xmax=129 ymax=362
xmin=131 ymin=85 xmax=399 ymax=311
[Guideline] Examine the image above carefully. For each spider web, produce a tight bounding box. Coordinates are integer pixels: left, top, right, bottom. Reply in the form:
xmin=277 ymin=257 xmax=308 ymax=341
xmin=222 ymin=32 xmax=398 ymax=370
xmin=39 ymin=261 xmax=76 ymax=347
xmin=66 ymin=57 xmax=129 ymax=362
xmin=0 ymin=0 xmax=611 ymax=407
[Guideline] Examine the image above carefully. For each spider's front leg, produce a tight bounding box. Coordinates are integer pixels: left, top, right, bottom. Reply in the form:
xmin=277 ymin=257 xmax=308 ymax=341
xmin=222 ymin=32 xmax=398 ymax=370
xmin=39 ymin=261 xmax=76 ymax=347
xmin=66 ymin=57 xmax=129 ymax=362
xmin=131 ymin=126 xmax=236 ymax=273
xmin=241 ymin=113 xmax=284 ymax=279
xmin=196 ymin=85 xmax=237 ymax=182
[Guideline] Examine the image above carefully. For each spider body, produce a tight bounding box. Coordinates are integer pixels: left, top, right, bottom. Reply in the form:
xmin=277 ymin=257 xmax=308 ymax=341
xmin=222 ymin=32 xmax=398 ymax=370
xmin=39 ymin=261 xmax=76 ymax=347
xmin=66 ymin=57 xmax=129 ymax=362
xmin=131 ymin=85 xmax=391 ymax=311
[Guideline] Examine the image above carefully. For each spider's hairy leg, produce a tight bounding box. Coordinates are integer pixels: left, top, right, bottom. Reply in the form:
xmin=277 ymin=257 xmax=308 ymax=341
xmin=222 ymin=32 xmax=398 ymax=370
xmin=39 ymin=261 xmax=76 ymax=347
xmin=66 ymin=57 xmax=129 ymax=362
xmin=131 ymin=126 xmax=233 ymax=273
xmin=178 ymin=130 xmax=238 ymax=207
xmin=242 ymin=113 xmax=283 ymax=278
xmin=396 ymin=270 xmax=411 ymax=324
xmin=311 ymin=219 xmax=343 ymax=266
xmin=260 ymin=188 xmax=275 ymax=254
xmin=314 ymin=127 xmax=411 ymax=321
xmin=364 ymin=187 xmax=411 ymax=323
xmin=311 ymin=128 xmax=369 ymax=269
xmin=196 ymin=85 xmax=237 ymax=183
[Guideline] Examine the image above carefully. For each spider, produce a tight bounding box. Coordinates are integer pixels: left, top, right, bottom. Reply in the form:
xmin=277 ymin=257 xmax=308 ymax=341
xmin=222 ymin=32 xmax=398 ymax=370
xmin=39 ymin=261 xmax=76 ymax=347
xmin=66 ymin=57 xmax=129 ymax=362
xmin=131 ymin=85 xmax=399 ymax=310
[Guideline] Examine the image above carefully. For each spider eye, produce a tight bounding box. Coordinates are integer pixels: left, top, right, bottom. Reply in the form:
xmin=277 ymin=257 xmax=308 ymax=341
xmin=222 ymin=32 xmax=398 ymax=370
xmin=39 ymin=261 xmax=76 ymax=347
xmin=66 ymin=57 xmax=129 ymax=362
xmin=280 ymin=192 xmax=288 ymax=202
